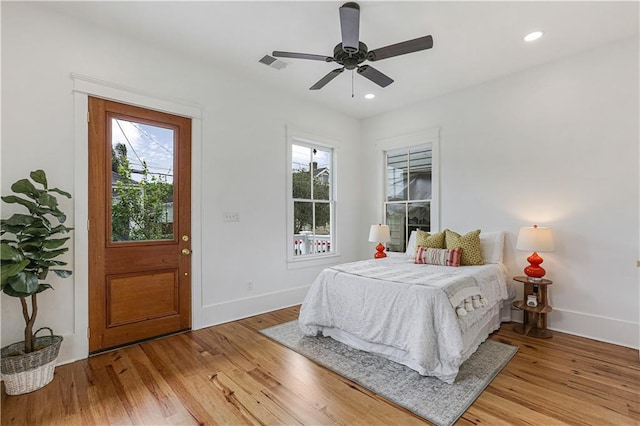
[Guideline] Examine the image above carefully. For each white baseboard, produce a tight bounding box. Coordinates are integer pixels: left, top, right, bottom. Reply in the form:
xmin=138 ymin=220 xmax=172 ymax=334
xmin=510 ymin=307 xmax=638 ymax=349
xmin=199 ymin=285 xmax=310 ymax=330
xmin=48 ymin=293 xmax=637 ymax=371
xmin=548 ymin=308 xmax=638 ymax=349
xmin=199 ymin=293 xmax=639 ymax=349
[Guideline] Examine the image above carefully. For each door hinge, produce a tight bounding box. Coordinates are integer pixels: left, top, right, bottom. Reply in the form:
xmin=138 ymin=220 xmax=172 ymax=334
xmin=637 ymin=260 xmax=640 ymax=268
xmin=87 ymin=110 xmax=90 ymax=123
xmin=87 ymin=219 xmax=90 ymax=231
xmin=87 ymin=327 xmax=90 ymax=339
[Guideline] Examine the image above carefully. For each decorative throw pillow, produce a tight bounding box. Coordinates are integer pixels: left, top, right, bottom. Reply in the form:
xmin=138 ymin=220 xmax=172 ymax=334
xmin=415 ymin=247 xmax=462 ymax=267
xmin=445 ymin=229 xmax=484 ymax=265
xmin=414 ymin=229 xmax=446 ymax=252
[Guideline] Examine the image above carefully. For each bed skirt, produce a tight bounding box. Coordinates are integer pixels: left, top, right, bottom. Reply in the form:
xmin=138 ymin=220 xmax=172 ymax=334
xmin=316 ymin=303 xmax=504 ymax=378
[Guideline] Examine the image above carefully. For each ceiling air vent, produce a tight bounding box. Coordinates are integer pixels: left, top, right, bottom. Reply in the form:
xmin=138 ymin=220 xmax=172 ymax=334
xmin=259 ymin=54 xmax=288 ymax=70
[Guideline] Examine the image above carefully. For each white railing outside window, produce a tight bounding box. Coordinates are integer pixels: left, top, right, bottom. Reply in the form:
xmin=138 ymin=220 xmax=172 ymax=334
xmin=293 ymin=232 xmax=331 ymax=256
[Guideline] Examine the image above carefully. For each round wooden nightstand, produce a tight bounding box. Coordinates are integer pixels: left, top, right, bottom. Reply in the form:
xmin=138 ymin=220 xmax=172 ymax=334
xmin=512 ymin=276 xmax=553 ymax=338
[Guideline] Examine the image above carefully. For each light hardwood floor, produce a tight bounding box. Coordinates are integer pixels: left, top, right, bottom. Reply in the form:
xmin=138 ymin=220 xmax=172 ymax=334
xmin=2 ymin=306 xmax=639 ymax=425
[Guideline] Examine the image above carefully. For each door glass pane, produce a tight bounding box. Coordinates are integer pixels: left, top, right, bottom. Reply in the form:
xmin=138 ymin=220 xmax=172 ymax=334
xmin=111 ymin=118 xmax=175 ymax=242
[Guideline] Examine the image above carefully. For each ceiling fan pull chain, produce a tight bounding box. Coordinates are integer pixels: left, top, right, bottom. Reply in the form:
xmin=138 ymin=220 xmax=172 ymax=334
xmin=351 ymin=69 xmax=354 ymax=98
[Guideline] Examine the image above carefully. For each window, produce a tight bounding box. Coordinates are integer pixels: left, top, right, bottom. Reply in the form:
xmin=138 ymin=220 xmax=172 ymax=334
xmin=288 ymin=137 xmax=335 ymax=261
xmin=110 ymin=118 xmax=175 ymax=243
xmin=384 ymin=146 xmax=432 ymax=252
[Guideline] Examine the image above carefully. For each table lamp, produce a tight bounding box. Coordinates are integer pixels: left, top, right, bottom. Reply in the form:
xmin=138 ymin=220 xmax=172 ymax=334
xmin=516 ymin=224 xmax=554 ymax=282
xmin=369 ymin=224 xmax=390 ymax=259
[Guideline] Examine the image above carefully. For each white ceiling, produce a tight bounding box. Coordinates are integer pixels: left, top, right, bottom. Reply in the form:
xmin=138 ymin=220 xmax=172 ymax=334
xmin=44 ymin=1 xmax=639 ymax=119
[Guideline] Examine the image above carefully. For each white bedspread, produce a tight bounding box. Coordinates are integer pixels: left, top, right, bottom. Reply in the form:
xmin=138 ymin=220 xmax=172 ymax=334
xmin=331 ymin=259 xmax=488 ymax=317
xmin=298 ymin=256 xmax=509 ymax=383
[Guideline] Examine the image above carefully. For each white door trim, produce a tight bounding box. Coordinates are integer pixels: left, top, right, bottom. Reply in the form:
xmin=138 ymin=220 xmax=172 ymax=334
xmin=70 ymin=73 xmax=203 ymax=362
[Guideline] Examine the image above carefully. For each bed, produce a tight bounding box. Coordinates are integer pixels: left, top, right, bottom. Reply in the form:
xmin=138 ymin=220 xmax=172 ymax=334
xmin=298 ymin=231 xmax=514 ymax=384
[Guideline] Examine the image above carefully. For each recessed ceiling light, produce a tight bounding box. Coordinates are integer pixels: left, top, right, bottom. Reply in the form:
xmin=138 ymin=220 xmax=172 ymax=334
xmin=524 ymin=31 xmax=543 ymax=42
xmin=364 ymin=93 xmax=375 ymax=99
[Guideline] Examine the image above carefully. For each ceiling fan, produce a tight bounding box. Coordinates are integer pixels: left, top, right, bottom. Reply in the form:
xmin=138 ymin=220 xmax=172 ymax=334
xmin=272 ymin=2 xmax=433 ymax=90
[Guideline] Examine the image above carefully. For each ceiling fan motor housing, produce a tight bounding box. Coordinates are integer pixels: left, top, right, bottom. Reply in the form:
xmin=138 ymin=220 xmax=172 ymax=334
xmin=333 ymin=42 xmax=368 ymax=70
xmin=340 ymin=2 xmax=361 ymax=53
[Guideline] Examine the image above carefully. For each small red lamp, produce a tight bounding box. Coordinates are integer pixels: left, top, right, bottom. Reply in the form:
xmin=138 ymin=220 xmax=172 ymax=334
xmin=516 ymin=224 xmax=554 ymax=282
xmin=368 ymin=224 xmax=391 ymax=259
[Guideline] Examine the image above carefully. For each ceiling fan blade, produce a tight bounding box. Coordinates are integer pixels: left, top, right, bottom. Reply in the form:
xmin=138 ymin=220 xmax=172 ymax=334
xmin=310 ymin=68 xmax=345 ymax=90
xmin=339 ymin=2 xmax=360 ymax=53
xmin=357 ymin=65 xmax=394 ymax=88
xmin=272 ymin=51 xmax=333 ymax=62
xmin=367 ymin=35 xmax=433 ymax=61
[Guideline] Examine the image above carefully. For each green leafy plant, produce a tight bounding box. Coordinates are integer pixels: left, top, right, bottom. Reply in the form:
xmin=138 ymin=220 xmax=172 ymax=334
xmin=292 ymin=169 xmax=330 ymax=234
xmin=0 ymin=170 xmax=73 ymax=354
xmin=111 ymin=142 xmax=173 ymax=241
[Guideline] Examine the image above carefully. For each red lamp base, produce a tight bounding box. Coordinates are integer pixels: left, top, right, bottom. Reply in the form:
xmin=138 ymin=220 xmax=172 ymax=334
xmin=524 ymin=251 xmax=546 ymax=282
xmin=374 ymin=243 xmax=387 ymax=259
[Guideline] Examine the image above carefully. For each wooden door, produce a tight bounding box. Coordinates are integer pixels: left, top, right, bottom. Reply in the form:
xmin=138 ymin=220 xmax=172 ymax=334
xmin=88 ymin=97 xmax=192 ymax=353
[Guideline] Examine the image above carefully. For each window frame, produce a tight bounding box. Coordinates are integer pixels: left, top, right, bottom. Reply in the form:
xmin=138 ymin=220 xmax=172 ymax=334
xmin=286 ymin=129 xmax=339 ymax=266
xmin=384 ymin=145 xmax=432 ymax=252
xmin=375 ymin=129 xmax=440 ymax=254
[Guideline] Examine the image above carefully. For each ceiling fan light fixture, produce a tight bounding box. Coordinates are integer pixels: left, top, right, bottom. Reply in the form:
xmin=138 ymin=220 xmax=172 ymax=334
xmin=524 ymin=31 xmax=543 ymax=42
xmin=364 ymin=93 xmax=375 ymax=99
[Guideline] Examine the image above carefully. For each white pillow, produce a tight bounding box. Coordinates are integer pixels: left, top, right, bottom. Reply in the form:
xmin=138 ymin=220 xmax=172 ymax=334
xmin=479 ymin=231 xmax=505 ymax=263
xmin=405 ymin=230 xmax=417 ymax=256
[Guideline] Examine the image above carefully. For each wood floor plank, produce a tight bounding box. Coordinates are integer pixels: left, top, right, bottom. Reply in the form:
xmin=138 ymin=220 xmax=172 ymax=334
xmin=126 ymin=344 xmax=200 ymax=424
xmin=2 ymin=306 xmax=638 ymax=425
xmin=505 ymin=353 xmax=639 ymax=415
xmin=464 ymin=390 xmax=567 ymax=426
xmin=81 ymin=359 xmax=133 ymax=425
xmin=139 ymin=337 xmax=250 ymax=425
xmin=248 ymin=371 xmax=341 ymax=426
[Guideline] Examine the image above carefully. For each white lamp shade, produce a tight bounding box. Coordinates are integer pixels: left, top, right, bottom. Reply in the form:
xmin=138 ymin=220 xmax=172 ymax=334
xmin=368 ymin=224 xmax=391 ymax=243
xmin=516 ymin=226 xmax=554 ymax=252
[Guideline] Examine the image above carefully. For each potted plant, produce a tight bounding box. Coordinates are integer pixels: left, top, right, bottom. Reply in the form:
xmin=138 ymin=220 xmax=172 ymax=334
xmin=0 ymin=170 xmax=72 ymax=395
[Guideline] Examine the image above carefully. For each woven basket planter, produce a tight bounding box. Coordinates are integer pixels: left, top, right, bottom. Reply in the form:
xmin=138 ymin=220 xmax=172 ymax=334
xmin=1 ymin=327 xmax=63 ymax=395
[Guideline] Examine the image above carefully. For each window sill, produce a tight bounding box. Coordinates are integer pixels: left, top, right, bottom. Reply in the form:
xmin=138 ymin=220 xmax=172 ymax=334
xmin=286 ymin=253 xmax=342 ymax=270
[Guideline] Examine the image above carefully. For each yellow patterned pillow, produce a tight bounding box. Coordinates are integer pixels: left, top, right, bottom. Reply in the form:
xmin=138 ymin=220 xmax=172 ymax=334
xmin=445 ymin=229 xmax=484 ymax=265
xmin=415 ymin=229 xmax=446 ymax=252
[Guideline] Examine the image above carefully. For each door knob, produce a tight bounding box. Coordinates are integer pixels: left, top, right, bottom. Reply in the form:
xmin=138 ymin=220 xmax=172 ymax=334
xmin=181 ymin=248 xmax=191 ymax=255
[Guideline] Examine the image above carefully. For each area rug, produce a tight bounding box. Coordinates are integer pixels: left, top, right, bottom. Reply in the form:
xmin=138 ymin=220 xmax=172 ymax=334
xmin=260 ymin=320 xmax=517 ymax=426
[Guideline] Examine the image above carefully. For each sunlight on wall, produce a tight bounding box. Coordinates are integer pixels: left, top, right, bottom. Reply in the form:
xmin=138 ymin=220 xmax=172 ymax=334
xmin=506 ymin=194 xmax=577 ymax=225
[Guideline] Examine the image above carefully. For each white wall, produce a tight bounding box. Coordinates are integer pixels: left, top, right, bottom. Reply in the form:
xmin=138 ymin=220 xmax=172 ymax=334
xmin=2 ymin=2 xmax=638 ymax=366
xmin=360 ymin=37 xmax=640 ymax=348
xmin=1 ymin=2 xmax=362 ymax=363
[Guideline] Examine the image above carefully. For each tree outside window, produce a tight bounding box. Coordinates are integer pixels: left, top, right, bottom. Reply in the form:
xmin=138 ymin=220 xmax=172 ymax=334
xmin=111 ymin=143 xmax=174 ymax=242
